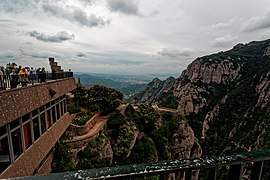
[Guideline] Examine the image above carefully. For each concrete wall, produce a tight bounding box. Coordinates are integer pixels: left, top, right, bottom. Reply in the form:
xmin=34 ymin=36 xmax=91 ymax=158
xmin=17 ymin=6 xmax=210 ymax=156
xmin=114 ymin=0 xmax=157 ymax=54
xmin=36 ymin=151 xmax=54 ymax=175
xmin=0 ymin=78 xmax=76 ymax=127
xmin=0 ymin=113 xmax=76 ymax=179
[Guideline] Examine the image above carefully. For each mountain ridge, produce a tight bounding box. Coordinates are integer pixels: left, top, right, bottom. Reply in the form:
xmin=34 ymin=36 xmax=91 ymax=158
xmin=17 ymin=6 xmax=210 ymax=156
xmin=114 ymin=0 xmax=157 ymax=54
xmin=136 ymin=38 xmax=270 ymax=156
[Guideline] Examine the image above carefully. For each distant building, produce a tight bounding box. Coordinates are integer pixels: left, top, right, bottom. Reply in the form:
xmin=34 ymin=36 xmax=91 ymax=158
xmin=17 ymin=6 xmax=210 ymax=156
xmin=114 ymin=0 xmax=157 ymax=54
xmin=0 ymin=59 xmax=77 ymax=178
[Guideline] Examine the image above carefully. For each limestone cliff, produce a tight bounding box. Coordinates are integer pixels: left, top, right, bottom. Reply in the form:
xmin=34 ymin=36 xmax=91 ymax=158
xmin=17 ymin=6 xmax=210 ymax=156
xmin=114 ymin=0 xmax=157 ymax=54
xmin=136 ymin=39 xmax=270 ymax=156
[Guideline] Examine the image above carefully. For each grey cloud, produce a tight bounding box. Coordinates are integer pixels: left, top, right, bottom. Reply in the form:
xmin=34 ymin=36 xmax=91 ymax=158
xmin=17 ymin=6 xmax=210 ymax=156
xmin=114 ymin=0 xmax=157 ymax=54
xmin=158 ymin=48 xmax=193 ymax=58
xmin=0 ymin=0 xmax=38 ymax=13
xmin=28 ymin=30 xmax=74 ymax=43
xmin=77 ymin=52 xmax=87 ymax=57
xmin=42 ymin=4 xmax=110 ymax=28
xmin=80 ymin=0 xmax=96 ymax=6
xmin=106 ymin=0 xmax=139 ymax=15
xmin=92 ymin=58 xmax=145 ymax=66
xmin=24 ymin=42 xmax=33 ymax=45
xmin=212 ymin=35 xmax=238 ymax=48
xmin=115 ymin=59 xmax=145 ymax=65
xmin=0 ymin=19 xmax=12 ymax=22
xmin=243 ymin=12 xmax=270 ymax=32
xmin=0 ymin=50 xmax=16 ymax=59
xmin=19 ymin=48 xmax=62 ymax=59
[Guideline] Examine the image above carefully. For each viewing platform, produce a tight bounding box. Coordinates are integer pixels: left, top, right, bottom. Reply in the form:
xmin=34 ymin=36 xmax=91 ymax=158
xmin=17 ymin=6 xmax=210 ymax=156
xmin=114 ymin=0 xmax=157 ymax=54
xmin=0 ymin=71 xmax=74 ymax=91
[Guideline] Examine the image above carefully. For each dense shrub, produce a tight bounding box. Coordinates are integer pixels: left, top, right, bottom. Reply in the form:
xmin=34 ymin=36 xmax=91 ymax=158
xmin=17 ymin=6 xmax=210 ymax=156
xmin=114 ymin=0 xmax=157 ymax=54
xmin=107 ymin=110 xmax=126 ymax=130
xmin=73 ymin=113 xmax=93 ymax=125
xmin=67 ymin=105 xmax=81 ymax=113
xmin=52 ymin=143 xmax=74 ymax=172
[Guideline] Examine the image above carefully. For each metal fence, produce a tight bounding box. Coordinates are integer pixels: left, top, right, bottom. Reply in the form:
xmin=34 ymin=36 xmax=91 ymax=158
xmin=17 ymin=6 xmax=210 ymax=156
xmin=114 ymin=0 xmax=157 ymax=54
xmin=20 ymin=150 xmax=270 ymax=180
xmin=0 ymin=72 xmax=73 ymax=91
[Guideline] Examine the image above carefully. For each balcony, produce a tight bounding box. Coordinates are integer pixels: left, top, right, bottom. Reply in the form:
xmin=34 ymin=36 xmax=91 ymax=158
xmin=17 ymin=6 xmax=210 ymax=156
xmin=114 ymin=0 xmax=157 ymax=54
xmin=19 ymin=150 xmax=270 ymax=180
xmin=0 ymin=72 xmax=73 ymax=91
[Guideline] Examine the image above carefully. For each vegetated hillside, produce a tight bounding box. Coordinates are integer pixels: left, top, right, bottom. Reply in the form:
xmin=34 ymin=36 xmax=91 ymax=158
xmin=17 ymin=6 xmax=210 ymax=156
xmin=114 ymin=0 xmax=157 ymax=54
xmin=76 ymin=105 xmax=201 ymax=166
xmin=56 ymin=105 xmax=201 ymax=179
xmin=136 ymin=39 xmax=270 ymax=156
xmin=53 ymin=84 xmax=202 ymax=179
xmin=74 ymin=74 xmax=145 ymax=102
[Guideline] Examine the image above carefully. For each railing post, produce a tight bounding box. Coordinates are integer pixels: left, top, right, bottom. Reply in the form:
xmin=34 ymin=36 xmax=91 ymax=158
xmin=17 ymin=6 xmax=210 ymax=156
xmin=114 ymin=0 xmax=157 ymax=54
xmin=159 ymin=173 xmax=169 ymax=180
xmin=251 ymin=161 xmax=264 ymax=180
xmin=185 ymin=170 xmax=192 ymax=180
xmin=208 ymin=167 xmax=217 ymax=180
xmin=228 ymin=164 xmax=243 ymax=180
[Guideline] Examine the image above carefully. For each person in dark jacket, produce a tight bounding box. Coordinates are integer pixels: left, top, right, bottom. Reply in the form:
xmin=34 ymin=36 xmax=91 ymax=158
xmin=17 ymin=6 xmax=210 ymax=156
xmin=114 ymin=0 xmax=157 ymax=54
xmin=40 ymin=67 xmax=46 ymax=83
xmin=10 ymin=68 xmax=19 ymax=89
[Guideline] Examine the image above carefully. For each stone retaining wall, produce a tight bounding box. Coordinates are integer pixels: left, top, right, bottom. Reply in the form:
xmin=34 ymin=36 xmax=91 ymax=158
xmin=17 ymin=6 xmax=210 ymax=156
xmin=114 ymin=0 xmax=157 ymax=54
xmin=67 ymin=113 xmax=100 ymax=136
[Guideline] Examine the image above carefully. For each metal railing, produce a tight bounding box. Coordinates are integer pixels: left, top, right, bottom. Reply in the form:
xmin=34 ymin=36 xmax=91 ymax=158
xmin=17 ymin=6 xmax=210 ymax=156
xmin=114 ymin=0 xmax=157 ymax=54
xmin=0 ymin=72 xmax=73 ymax=91
xmin=20 ymin=150 xmax=270 ymax=180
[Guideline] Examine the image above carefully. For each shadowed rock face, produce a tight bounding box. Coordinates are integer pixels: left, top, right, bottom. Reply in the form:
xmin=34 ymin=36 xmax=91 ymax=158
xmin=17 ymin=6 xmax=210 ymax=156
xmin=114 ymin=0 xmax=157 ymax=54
xmin=172 ymin=120 xmax=202 ymax=159
xmin=171 ymin=120 xmax=202 ymax=180
xmin=138 ymin=77 xmax=175 ymax=104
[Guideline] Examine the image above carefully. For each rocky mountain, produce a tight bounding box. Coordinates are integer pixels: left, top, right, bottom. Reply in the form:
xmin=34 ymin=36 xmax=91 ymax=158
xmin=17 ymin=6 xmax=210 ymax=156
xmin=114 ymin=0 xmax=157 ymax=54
xmin=136 ymin=77 xmax=176 ymax=105
xmin=136 ymin=39 xmax=270 ymax=156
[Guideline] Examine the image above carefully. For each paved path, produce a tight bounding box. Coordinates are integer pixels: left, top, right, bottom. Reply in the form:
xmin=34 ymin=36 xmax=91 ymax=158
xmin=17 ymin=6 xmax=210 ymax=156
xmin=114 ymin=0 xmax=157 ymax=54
xmin=65 ymin=115 xmax=109 ymax=142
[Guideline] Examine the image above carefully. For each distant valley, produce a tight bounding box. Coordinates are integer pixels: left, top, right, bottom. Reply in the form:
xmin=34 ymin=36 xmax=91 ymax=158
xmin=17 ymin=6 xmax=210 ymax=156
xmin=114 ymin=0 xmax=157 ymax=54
xmin=73 ymin=73 xmax=179 ymax=102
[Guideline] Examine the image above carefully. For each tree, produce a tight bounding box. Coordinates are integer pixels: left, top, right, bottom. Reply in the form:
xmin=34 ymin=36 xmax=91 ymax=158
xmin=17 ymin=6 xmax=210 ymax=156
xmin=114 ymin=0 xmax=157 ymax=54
xmin=86 ymin=85 xmax=123 ymax=115
xmin=72 ymin=86 xmax=87 ymax=106
xmin=52 ymin=143 xmax=73 ymax=172
xmin=107 ymin=110 xmax=126 ymax=130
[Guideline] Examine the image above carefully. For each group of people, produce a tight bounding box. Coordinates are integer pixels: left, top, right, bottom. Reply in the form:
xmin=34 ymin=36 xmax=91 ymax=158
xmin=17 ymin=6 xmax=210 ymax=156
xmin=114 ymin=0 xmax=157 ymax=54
xmin=0 ymin=66 xmax=47 ymax=90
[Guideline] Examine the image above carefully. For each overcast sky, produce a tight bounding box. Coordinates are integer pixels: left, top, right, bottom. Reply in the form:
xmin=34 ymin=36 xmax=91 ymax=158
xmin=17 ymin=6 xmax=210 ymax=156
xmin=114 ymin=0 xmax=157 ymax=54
xmin=0 ymin=0 xmax=270 ymax=75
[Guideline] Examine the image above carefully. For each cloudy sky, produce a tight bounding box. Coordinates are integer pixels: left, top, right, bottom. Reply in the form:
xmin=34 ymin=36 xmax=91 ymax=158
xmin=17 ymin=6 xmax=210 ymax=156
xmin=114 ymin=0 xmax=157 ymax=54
xmin=0 ymin=0 xmax=270 ymax=75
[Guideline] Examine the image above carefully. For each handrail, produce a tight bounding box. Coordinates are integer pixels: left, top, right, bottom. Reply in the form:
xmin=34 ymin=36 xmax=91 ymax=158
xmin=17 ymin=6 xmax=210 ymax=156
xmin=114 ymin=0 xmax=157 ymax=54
xmin=0 ymin=72 xmax=73 ymax=91
xmin=20 ymin=150 xmax=270 ymax=180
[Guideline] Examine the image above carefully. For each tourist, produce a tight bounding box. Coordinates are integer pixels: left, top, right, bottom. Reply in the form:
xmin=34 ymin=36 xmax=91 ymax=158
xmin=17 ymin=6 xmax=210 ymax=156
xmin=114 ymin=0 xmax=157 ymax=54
xmin=36 ymin=68 xmax=41 ymax=83
xmin=10 ymin=69 xmax=19 ymax=89
xmin=0 ymin=68 xmax=4 ymax=90
xmin=19 ymin=68 xmax=27 ymax=87
xmin=29 ymin=67 xmax=36 ymax=84
xmin=16 ymin=65 xmax=21 ymax=74
xmin=40 ymin=67 xmax=46 ymax=83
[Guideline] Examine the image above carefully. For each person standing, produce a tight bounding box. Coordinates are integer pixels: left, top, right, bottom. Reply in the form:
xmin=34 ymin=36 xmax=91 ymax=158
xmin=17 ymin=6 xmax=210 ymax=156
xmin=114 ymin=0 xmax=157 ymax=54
xmin=19 ymin=68 xmax=27 ymax=87
xmin=40 ymin=67 xmax=46 ymax=83
xmin=29 ymin=67 xmax=36 ymax=84
xmin=10 ymin=68 xmax=19 ymax=89
xmin=36 ymin=68 xmax=41 ymax=83
xmin=0 ymin=68 xmax=4 ymax=90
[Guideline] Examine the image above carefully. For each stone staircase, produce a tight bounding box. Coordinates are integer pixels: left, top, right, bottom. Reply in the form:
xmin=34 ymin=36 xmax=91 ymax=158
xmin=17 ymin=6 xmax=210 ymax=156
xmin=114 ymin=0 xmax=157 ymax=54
xmin=49 ymin=57 xmax=63 ymax=73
